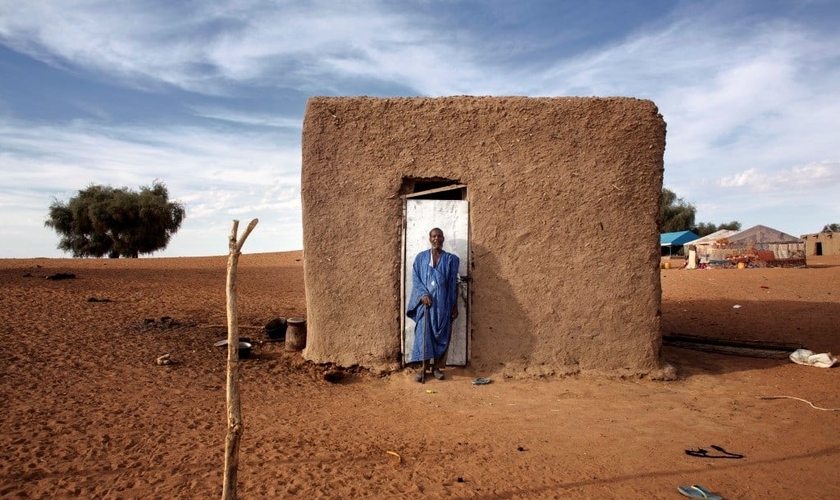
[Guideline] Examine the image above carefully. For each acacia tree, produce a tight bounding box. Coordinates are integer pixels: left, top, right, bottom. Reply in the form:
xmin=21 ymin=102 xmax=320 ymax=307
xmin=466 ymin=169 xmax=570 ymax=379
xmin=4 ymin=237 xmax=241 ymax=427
xmin=660 ymin=187 xmax=696 ymax=233
xmin=822 ymin=223 xmax=840 ymax=233
xmin=45 ymin=181 xmax=186 ymax=258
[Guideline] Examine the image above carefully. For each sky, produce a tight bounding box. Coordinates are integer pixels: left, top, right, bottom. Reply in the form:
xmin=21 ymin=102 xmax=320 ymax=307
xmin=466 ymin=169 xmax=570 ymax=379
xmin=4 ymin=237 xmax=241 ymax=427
xmin=1 ymin=0 xmax=838 ymax=258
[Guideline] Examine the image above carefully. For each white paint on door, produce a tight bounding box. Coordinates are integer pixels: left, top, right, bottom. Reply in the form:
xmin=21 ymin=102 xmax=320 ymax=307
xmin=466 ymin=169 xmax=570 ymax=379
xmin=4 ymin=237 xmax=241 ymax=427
xmin=403 ymin=199 xmax=469 ymax=365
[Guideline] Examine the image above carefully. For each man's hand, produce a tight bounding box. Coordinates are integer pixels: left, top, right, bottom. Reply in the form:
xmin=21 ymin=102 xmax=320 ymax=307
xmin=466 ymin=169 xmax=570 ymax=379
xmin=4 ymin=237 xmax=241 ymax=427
xmin=421 ymin=295 xmax=432 ymax=307
xmin=451 ymin=307 xmax=458 ymax=320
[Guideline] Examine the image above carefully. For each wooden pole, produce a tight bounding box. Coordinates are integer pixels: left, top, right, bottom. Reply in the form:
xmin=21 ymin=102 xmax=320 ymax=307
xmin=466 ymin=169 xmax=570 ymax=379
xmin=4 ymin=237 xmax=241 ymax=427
xmin=221 ymin=218 xmax=258 ymax=500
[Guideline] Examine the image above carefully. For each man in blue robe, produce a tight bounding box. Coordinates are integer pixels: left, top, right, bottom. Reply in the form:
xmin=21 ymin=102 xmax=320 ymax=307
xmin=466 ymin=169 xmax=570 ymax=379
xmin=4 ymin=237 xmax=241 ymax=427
xmin=407 ymin=227 xmax=460 ymax=382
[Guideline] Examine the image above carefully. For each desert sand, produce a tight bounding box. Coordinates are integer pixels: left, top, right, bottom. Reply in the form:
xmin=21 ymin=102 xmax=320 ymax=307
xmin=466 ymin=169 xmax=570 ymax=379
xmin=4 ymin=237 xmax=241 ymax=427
xmin=1 ymin=252 xmax=838 ymax=499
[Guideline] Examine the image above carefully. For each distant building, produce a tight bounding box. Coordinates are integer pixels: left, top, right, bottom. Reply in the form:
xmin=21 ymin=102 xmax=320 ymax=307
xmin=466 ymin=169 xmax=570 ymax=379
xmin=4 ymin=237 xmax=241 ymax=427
xmin=801 ymin=232 xmax=840 ymax=257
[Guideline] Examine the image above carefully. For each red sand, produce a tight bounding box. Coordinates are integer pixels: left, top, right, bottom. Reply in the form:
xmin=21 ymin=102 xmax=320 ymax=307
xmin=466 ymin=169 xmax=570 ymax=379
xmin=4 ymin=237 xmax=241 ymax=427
xmin=1 ymin=252 xmax=838 ymax=499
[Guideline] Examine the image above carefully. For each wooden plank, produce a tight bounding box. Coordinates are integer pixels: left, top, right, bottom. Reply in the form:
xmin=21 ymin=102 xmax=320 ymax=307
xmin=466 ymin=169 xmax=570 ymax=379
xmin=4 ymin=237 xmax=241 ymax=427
xmin=403 ymin=184 xmax=467 ymax=199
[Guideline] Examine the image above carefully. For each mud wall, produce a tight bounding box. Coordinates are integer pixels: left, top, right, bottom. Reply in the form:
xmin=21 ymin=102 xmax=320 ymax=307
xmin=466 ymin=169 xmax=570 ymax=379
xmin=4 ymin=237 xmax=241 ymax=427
xmin=301 ymin=96 xmax=666 ymax=377
xmin=802 ymin=233 xmax=840 ymax=256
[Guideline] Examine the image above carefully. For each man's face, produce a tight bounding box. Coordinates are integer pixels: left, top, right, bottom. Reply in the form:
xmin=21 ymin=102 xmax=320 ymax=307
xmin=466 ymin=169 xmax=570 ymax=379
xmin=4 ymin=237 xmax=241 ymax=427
xmin=429 ymin=229 xmax=444 ymax=249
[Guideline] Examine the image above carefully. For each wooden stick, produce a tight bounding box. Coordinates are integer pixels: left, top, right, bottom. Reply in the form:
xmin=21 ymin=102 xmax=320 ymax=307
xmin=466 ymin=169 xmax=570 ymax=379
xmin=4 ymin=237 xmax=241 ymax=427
xmin=222 ymin=218 xmax=258 ymax=500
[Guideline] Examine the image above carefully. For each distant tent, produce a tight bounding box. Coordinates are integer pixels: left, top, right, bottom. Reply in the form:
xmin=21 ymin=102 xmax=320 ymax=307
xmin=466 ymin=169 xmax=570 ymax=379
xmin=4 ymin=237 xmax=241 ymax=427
xmin=700 ymin=224 xmax=805 ymax=266
xmin=727 ymin=225 xmax=805 ymax=259
xmin=691 ymin=229 xmax=740 ymax=246
xmin=689 ymin=229 xmax=740 ymax=264
xmin=660 ymin=230 xmax=699 ymax=256
xmin=728 ymin=225 xmax=801 ymax=245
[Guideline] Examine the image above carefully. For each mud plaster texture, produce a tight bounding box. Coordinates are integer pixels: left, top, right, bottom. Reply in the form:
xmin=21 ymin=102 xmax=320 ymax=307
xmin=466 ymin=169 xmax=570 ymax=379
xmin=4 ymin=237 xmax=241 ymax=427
xmin=802 ymin=232 xmax=840 ymax=256
xmin=301 ymin=96 xmax=667 ymax=378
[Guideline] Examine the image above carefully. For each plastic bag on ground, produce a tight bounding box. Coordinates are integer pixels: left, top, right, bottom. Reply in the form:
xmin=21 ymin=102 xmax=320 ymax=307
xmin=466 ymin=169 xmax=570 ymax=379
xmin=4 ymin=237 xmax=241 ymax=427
xmin=789 ymin=348 xmax=837 ymax=368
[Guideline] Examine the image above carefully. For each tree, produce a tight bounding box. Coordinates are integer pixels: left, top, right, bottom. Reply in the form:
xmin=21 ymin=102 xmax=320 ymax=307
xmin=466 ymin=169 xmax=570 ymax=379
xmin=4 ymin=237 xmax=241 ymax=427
xmin=693 ymin=222 xmax=717 ymax=237
xmin=660 ymin=187 xmax=742 ymax=236
xmin=693 ymin=220 xmax=742 ymax=237
xmin=717 ymin=221 xmax=742 ymax=231
xmin=45 ymin=181 xmax=186 ymax=258
xmin=822 ymin=223 xmax=840 ymax=233
xmin=660 ymin=187 xmax=696 ymax=233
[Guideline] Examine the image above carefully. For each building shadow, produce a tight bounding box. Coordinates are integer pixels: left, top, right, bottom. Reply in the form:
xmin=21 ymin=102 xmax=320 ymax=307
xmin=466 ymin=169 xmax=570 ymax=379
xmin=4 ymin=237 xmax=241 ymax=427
xmin=468 ymin=243 xmax=538 ymax=376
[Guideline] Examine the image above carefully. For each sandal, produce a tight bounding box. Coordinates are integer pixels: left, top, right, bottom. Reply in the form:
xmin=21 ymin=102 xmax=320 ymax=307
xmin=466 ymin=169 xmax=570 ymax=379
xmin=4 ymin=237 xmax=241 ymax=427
xmin=677 ymin=485 xmax=722 ymax=500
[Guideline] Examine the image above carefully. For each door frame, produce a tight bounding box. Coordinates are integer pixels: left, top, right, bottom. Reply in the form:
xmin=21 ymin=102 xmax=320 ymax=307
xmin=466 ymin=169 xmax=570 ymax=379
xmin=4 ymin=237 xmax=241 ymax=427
xmin=400 ymin=185 xmax=470 ymax=366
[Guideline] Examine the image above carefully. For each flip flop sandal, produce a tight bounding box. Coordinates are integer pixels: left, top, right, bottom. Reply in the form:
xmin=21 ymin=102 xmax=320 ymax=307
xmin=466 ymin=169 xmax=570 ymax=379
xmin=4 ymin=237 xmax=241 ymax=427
xmin=677 ymin=484 xmax=722 ymax=500
xmin=433 ymin=369 xmax=445 ymax=380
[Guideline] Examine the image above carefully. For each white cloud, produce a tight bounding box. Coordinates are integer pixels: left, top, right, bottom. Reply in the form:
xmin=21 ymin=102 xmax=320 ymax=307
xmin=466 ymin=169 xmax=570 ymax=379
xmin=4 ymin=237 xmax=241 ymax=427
xmin=719 ymin=161 xmax=840 ymax=192
xmin=0 ymin=1 xmax=473 ymax=95
xmin=187 ymin=106 xmax=302 ymax=128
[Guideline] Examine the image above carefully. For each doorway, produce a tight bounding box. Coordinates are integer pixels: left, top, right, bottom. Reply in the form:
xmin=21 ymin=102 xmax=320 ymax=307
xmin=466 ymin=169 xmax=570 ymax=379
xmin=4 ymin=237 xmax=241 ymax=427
xmin=401 ymin=183 xmax=470 ymax=366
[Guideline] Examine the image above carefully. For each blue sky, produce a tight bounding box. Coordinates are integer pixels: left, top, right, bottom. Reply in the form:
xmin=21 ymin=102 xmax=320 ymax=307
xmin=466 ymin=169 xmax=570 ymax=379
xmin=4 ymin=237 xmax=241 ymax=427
xmin=1 ymin=0 xmax=838 ymax=258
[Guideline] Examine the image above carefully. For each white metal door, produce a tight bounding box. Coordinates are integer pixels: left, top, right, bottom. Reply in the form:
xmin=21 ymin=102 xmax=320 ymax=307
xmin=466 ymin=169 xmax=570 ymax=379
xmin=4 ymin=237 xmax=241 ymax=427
xmin=402 ymin=199 xmax=469 ymax=366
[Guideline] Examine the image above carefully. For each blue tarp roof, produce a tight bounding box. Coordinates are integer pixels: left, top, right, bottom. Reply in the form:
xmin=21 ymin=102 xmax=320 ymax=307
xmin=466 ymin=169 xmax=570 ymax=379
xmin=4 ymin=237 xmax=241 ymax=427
xmin=660 ymin=231 xmax=699 ymax=246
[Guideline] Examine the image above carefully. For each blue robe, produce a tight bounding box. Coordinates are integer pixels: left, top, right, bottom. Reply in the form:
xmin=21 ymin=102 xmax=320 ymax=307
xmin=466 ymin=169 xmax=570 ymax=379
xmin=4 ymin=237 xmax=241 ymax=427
xmin=407 ymin=249 xmax=460 ymax=363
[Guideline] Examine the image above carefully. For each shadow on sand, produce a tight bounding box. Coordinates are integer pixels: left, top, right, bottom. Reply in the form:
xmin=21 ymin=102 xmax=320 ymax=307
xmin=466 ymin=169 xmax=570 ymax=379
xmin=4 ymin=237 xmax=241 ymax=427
xmin=660 ymin=297 xmax=839 ymax=377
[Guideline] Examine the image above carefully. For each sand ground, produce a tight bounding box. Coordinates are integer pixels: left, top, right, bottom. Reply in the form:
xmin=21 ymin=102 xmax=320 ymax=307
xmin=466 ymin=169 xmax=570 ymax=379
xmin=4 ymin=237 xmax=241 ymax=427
xmin=1 ymin=252 xmax=838 ymax=499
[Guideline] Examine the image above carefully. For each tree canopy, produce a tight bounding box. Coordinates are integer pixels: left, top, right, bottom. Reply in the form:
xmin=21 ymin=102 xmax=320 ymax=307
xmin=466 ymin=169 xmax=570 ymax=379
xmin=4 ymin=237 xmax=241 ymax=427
xmin=822 ymin=223 xmax=840 ymax=233
xmin=45 ymin=181 xmax=186 ymax=258
xmin=693 ymin=221 xmax=742 ymax=237
xmin=660 ymin=187 xmax=740 ymax=236
xmin=660 ymin=188 xmax=696 ymax=233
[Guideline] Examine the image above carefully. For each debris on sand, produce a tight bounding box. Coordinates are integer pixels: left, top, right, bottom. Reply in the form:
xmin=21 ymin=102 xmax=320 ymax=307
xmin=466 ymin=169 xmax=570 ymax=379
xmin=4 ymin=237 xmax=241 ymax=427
xmin=46 ymin=272 xmax=76 ymax=280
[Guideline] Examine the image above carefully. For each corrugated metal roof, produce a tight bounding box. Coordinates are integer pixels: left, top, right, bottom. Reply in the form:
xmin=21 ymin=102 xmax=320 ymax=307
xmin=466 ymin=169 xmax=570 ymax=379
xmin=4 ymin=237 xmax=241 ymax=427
xmin=660 ymin=231 xmax=699 ymax=246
